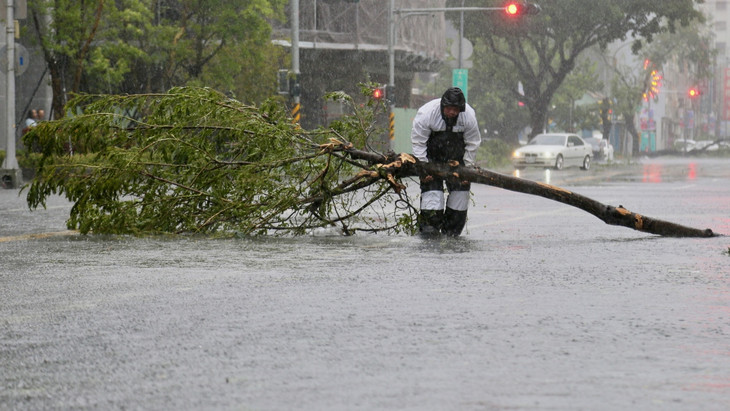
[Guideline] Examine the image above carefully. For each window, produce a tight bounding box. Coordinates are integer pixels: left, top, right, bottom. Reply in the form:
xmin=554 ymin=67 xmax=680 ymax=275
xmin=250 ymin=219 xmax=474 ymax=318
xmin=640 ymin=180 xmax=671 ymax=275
xmin=716 ymin=21 xmax=727 ymax=31
xmin=568 ymin=136 xmax=584 ymax=146
xmin=717 ymin=1 xmax=728 ymax=11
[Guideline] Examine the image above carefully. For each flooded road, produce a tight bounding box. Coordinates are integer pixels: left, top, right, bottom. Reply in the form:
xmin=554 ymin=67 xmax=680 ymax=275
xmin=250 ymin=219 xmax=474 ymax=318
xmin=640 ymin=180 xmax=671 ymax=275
xmin=2 ymin=157 xmax=730 ymax=410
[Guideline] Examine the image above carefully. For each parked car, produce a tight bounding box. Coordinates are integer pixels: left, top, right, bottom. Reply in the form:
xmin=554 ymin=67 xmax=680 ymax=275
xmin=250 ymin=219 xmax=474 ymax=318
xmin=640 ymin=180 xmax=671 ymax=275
xmin=673 ymin=139 xmax=730 ymax=152
xmin=512 ymin=133 xmax=592 ymax=170
xmin=673 ymin=139 xmax=696 ymax=152
xmin=693 ymin=140 xmax=730 ymax=151
xmin=583 ymin=136 xmax=614 ymax=161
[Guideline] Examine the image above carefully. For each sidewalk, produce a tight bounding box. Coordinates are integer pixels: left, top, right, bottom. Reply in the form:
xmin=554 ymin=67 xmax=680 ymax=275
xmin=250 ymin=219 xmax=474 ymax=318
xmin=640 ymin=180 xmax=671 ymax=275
xmin=0 ymin=187 xmax=73 ymax=238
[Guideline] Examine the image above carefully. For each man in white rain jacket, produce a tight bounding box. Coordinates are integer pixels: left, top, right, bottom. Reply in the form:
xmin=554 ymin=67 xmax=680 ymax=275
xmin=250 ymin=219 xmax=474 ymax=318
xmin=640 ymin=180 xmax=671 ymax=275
xmin=411 ymin=87 xmax=481 ymax=236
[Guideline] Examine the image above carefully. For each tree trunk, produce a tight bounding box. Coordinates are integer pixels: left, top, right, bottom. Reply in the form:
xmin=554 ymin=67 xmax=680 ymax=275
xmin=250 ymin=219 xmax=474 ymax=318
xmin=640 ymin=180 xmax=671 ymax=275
xmin=600 ymin=98 xmax=612 ymax=142
xmin=457 ymin=165 xmax=714 ymax=238
xmin=624 ymin=112 xmax=641 ymax=157
xmin=341 ymin=147 xmax=715 ymax=238
xmin=49 ymin=65 xmax=65 ymax=120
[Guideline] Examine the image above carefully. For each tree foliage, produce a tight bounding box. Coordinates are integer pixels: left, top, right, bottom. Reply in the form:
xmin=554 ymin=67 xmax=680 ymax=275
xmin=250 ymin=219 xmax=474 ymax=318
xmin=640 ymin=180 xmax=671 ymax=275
xmin=457 ymin=0 xmax=704 ymax=139
xmin=26 ymin=0 xmax=288 ymax=119
xmin=152 ymin=0 xmax=288 ymax=99
xmin=23 ymin=86 xmax=419 ymax=236
xmin=603 ymin=20 xmax=715 ymax=155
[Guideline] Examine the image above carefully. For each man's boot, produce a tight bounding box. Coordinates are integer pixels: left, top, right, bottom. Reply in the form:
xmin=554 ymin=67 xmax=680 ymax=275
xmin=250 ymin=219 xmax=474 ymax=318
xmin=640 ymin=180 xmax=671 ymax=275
xmin=419 ymin=209 xmax=444 ymax=236
xmin=441 ymin=207 xmax=467 ymax=236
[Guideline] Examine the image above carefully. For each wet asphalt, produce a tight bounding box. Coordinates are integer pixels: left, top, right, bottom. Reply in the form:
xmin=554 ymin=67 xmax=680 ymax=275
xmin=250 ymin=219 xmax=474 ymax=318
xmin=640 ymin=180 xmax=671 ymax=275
xmin=2 ymin=157 xmax=730 ymax=410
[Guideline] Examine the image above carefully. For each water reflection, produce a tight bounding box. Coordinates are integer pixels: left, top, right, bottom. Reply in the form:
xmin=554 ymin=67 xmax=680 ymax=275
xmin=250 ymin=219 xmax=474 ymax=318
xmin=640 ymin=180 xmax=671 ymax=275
xmin=512 ymin=168 xmax=552 ymax=184
xmin=642 ymin=162 xmax=699 ymax=182
xmin=642 ymin=163 xmax=663 ymax=183
xmin=688 ymin=162 xmax=697 ymax=180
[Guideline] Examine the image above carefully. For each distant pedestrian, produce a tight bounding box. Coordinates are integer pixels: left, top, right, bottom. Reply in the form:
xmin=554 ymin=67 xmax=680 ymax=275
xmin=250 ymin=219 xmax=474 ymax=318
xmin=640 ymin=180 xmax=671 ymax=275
xmin=22 ymin=109 xmax=38 ymax=135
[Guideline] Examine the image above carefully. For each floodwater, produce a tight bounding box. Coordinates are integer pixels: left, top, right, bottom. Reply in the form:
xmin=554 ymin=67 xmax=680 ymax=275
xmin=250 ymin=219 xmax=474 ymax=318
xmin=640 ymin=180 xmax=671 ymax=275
xmin=2 ymin=157 xmax=730 ymax=410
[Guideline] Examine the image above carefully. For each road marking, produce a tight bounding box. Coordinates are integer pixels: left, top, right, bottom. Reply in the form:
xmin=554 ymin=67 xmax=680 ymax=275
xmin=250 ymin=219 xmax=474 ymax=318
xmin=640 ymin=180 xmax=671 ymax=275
xmin=0 ymin=230 xmax=79 ymax=243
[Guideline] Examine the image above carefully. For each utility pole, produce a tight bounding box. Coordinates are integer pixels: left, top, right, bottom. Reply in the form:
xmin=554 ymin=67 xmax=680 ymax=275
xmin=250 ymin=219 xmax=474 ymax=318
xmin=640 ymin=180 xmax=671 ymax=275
xmin=387 ymin=0 xmax=395 ymax=145
xmin=2 ymin=0 xmax=22 ymax=188
xmin=290 ymin=0 xmax=301 ymax=125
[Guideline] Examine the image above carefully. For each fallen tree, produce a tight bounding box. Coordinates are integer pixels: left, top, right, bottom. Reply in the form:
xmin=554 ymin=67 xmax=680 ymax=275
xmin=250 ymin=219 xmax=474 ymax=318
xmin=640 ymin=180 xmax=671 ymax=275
xmin=22 ymin=87 xmax=715 ymax=238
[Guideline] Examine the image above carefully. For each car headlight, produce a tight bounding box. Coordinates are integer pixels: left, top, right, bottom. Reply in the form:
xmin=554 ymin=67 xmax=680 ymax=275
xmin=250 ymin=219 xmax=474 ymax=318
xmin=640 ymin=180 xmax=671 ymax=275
xmin=512 ymin=151 xmax=523 ymax=158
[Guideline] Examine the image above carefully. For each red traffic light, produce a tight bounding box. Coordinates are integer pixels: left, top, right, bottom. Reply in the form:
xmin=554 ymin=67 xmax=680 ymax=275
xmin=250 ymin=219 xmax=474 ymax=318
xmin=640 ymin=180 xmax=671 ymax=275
xmin=688 ymin=88 xmax=700 ymax=98
xmin=505 ymin=2 xmax=520 ymax=16
xmin=372 ymin=87 xmax=384 ymax=100
xmin=504 ymin=2 xmax=540 ymax=17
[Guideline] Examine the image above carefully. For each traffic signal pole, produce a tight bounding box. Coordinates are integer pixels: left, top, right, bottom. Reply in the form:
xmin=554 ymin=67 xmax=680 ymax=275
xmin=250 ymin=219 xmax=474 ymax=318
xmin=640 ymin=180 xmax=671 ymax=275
xmin=2 ymin=0 xmax=22 ymax=188
xmin=388 ymin=0 xmax=395 ymax=146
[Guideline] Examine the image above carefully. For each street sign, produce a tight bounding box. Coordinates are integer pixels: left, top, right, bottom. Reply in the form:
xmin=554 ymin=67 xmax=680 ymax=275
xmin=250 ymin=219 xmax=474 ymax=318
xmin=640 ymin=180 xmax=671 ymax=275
xmin=1 ymin=0 xmax=28 ymax=20
xmin=0 ymin=43 xmax=28 ymax=75
xmin=452 ymin=69 xmax=468 ymax=102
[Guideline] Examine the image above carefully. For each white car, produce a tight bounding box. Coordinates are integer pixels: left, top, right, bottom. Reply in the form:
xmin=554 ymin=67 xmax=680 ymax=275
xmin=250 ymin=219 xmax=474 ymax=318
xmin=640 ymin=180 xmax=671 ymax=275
xmin=583 ymin=136 xmax=614 ymax=162
xmin=512 ymin=133 xmax=593 ymax=170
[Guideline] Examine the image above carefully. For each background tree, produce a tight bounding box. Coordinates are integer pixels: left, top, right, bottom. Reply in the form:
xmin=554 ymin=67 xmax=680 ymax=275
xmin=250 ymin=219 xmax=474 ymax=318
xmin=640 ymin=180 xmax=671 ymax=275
xmin=544 ymin=58 xmax=602 ymax=134
xmin=151 ymin=0 xmax=288 ymax=101
xmin=26 ymin=0 xmax=288 ymax=119
xmin=468 ymin=34 xmax=601 ymax=143
xmin=27 ymin=0 xmax=150 ymax=118
xmin=603 ymin=20 xmax=715 ymax=155
xmin=454 ymin=0 xmax=704 ymax=140
xmin=467 ymin=36 xmax=530 ymax=143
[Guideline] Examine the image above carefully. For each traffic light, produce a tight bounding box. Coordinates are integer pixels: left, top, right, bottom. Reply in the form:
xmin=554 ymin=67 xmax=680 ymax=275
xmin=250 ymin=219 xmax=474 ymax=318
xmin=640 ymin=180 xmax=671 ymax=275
xmin=647 ymin=70 xmax=662 ymax=101
xmin=372 ymin=87 xmax=384 ymax=100
xmin=505 ymin=1 xmax=520 ymax=16
xmin=504 ymin=1 xmax=541 ymax=17
xmin=688 ymin=87 xmax=700 ymax=99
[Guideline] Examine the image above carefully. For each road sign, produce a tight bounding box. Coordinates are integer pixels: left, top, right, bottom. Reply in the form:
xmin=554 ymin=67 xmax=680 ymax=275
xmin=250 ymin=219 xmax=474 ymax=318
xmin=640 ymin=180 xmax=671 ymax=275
xmin=452 ymin=69 xmax=468 ymax=102
xmin=0 ymin=42 xmax=29 ymax=75
xmin=1 ymin=0 xmax=28 ymax=20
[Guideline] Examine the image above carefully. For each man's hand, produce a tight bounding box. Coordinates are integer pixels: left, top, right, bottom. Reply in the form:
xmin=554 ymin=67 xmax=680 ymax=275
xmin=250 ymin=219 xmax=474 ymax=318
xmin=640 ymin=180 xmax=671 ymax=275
xmin=420 ymin=175 xmax=434 ymax=183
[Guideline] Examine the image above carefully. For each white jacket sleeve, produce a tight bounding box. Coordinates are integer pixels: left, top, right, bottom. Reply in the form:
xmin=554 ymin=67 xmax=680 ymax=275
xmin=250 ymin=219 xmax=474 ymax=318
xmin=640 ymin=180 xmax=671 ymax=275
xmin=410 ymin=106 xmax=432 ymax=163
xmin=462 ymin=106 xmax=481 ymax=167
